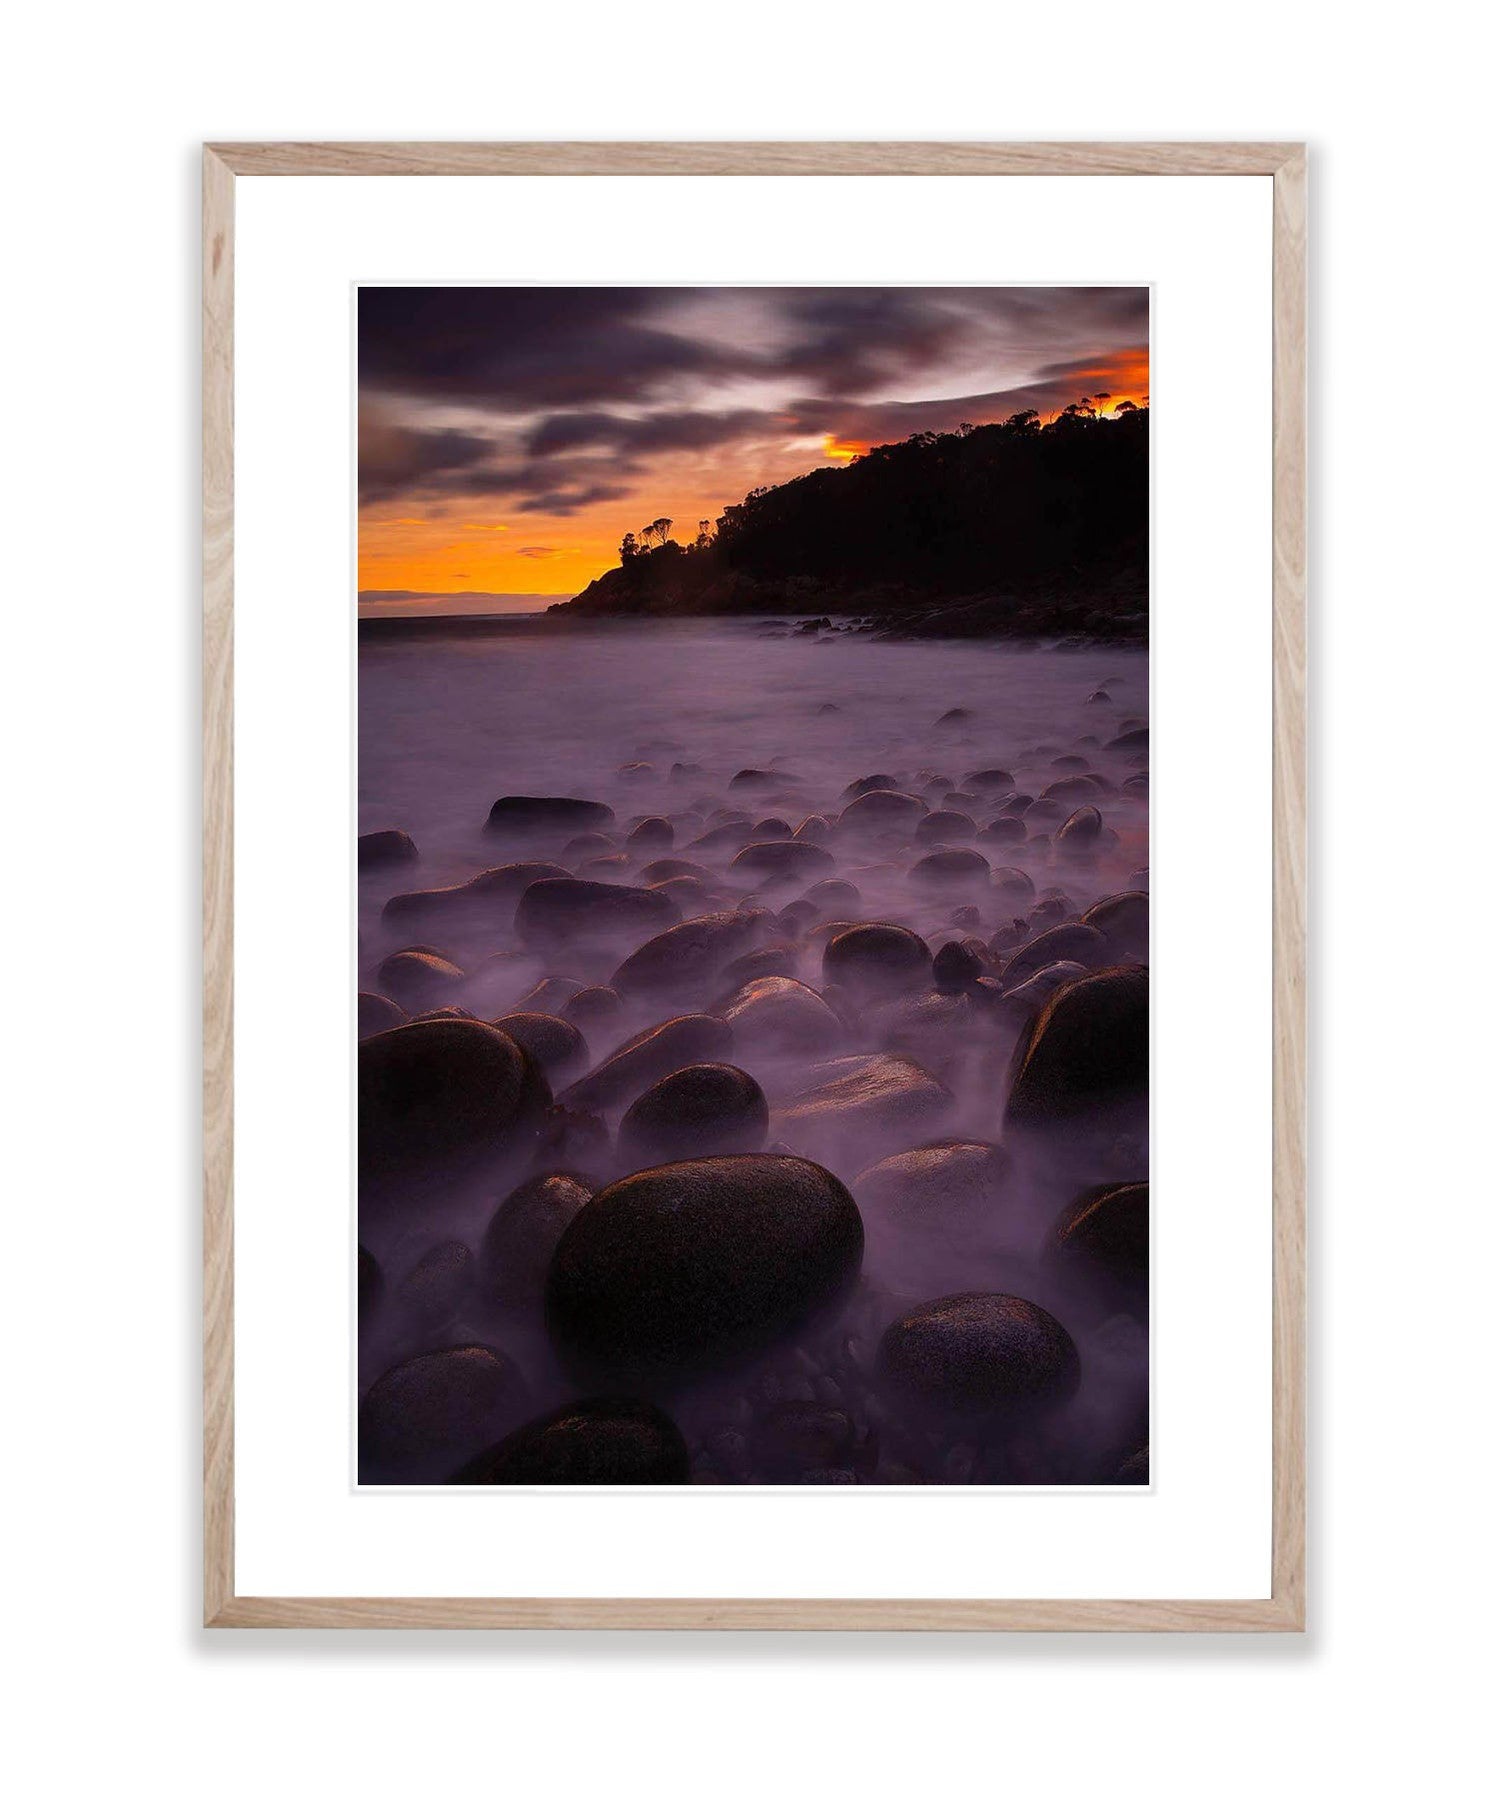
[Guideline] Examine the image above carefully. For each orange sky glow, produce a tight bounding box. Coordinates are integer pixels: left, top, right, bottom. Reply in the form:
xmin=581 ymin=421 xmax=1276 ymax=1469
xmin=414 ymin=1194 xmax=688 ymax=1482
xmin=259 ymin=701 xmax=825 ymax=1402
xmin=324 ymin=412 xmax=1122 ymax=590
xmin=358 ymin=291 xmax=1149 ymax=606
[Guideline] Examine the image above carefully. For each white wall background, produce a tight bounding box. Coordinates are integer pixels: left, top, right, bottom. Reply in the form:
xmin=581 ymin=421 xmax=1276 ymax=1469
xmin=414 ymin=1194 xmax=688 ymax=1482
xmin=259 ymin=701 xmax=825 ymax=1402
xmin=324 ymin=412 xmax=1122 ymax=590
xmin=3 ymin=6 xmax=1491 ymax=1796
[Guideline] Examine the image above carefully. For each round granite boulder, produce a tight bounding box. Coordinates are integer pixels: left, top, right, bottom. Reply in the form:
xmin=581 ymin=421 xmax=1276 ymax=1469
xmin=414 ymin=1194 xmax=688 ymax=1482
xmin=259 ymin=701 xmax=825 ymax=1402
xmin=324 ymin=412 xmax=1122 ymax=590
xmin=932 ymin=939 xmax=985 ymax=992
xmin=1000 ymin=922 xmax=1110 ymax=989
xmin=359 ymin=1344 xmax=531 ymax=1481
xmin=729 ymin=839 xmax=836 ymax=885
xmin=359 ymin=1019 xmax=551 ymax=1194
xmin=546 ymin=1154 xmax=864 ymax=1386
xmin=837 ymin=789 xmax=928 ymax=836
xmin=359 ymin=990 xmax=408 ymax=1040
xmin=485 ymin=795 xmax=616 ymax=837
xmin=909 ymin=848 xmax=991 ymax=891
xmin=618 ymin=1063 xmax=770 ymax=1163
xmin=1055 ymin=805 xmax=1105 ymax=855
xmin=878 ymin=1293 xmax=1080 ymax=1416
xmin=822 ymin=923 xmax=932 ymax=999
xmin=376 ymin=948 xmax=467 ymax=1012
xmin=611 ymin=910 xmax=767 ymax=1004
xmin=1047 ymin=1181 xmax=1149 ymax=1313
xmin=514 ymin=877 xmax=680 ymax=951
xmin=359 ymin=828 xmax=419 ymax=871
xmin=479 ymin=1171 xmax=595 ymax=1313
xmin=713 ymin=976 xmax=845 ymax=1057
xmin=492 ymin=1010 xmax=588 ymax=1082
xmin=559 ymin=1013 xmax=734 ymax=1112
xmin=1003 ymin=966 xmax=1149 ymax=1130
xmin=452 ymin=1397 xmax=690 ymax=1485
xmin=1082 ymin=890 xmax=1150 ymax=960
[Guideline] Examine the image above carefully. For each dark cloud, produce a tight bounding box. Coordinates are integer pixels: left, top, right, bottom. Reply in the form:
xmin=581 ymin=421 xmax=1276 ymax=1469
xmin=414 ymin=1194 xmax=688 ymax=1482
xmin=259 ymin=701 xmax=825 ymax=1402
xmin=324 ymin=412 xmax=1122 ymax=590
xmin=358 ymin=423 xmax=495 ymax=503
xmin=525 ymin=407 xmax=772 ymax=460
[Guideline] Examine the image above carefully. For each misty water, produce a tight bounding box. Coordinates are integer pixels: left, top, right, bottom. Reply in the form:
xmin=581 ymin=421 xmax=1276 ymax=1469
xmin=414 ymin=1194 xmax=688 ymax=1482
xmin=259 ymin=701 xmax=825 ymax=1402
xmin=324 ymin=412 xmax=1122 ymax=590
xmin=358 ymin=617 xmax=1149 ymax=1486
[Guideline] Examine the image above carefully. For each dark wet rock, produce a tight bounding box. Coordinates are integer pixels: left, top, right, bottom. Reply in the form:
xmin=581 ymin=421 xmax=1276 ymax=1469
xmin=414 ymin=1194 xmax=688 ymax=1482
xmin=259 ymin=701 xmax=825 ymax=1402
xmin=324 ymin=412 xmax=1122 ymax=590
xmin=514 ymin=974 xmax=585 ymax=1014
xmin=729 ymin=768 xmax=778 ymax=791
xmin=837 ymin=789 xmax=929 ymax=836
xmin=627 ymin=817 xmax=674 ymax=850
xmin=485 ymin=795 xmax=616 ymax=837
xmin=514 ymin=877 xmax=680 ymax=951
xmin=1039 ymin=775 xmax=1110 ymax=808
xmin=546 ymin=1154 xmax=864 ymax=1386
xmin=359 ymin=1244 xmax=383 ymax=1319
xmin=1050 ymin=754 xmax=1091 ymax=771
xmin=479 ymin=1171 xmax=594 ymax=1313
xmin=804 ymin=877 xmax=861 ymax=915
xmin=1105 ymin=727 xmax=1149 ymax=752
xmin=686 ymin=822 xmax=753 ymax=854
xmin=963 ymin=768 xmax=1015 ymax=793
xmin=650 ymin=875 xmax=717 ymax=912
xmin=878 ymin=1293 xmax=1080 ymax=1417
xmin=359 ymin=1019 xmax=551 ymax=1196
xmin=793 ymin=814 xmax=832 ymax=844
xmin=1048 ymin=1181 xmax=1149 ymax=1312
xmin=866 ymin=990 xmax=976 ymax=1062
xmin=1087 ymin=689 xmax=1113 ymax=705
xmin=853 ymin=1140 xmax=1011 ymax=1240
xmin=841 ymin=773 xmax=900 ymax=801
xmin=1000 ymin=922 xmax=1110 ymax=989
xmin=1083 ymin=890 xmax=1150 ymax=959
xmin=778 ymin=1053 xmax=954 ymax=1159
xmin=714 ymin=975 xmax=846 ymax=1057
xmin=915 ymin=809 xmax=978 ymax=844
xmin=950 ymin=904 xmax=983 ymax=930
xmin=991 ymin=867 xmax=1037 ymax=905
xmin=1055 ymin=805 xmax=1104 ymax=855
xmin=988 ymin=918 xmax=1029 ymax=955
xmin=612 ymin=910 xmax=767 ymax=1004
xmin=718 ymin=942 xmax=804 ymax=988
xmin=776 ymin=899 xmax=818 ymax=936
xmin=936 ymin=707 xmax=974 ymax=726
xmin=398 ymin=1239 xmax=475 ymax=1329
xmin=997 ymin=961 xmax=1089 ymax=1019
xmin=669 ymin=762 xmax=704 ymax=781
xmin=560 ymin=1013 xmax=734 ymax=1112
xmin=561 ymin=985 xmax=624 ymax=1030
xmin=562 ymin=831 xmax=617 ymax=861
xmin=359 ymin=828 xmax=419 ymax=870
xmin=359 ymin=991 xmax=408 ymax=1040
xmin=932 ymin=939 xmax=985 ymax=992
xmin=359 ymin=1344 xmax=531 ymax=1480
xmin=729 ymin=839 xmax=836 ymax=884
xmin=910 ymin=847 xmax=991 ymax=891
xmin=822 ymin=923 xmax=932 ymax=998
xmin=1027 ymin=895 xmax=1070 ymax=929
xmin=619 ymin=1062 xmax=770 ymax=1163
xmin=617 ymin=762 xmax=654 ymax=781
xmin=1004 ymin=966 xmax=1149 ymax=1130
xmin=640 ymin=857 xmax=711 ymax=885
xmin=750 ymin=816 xmax=792 ymax=840
xmin=452 ymin=1397 xmax=690 ymax=1485
xmin=977 ymin=815 xmax=1027 ymax=847
xmin=413 ymin=1006 xmax=476 ymax=1023
xmin=377 ymin=948 xmax=467 ymax=1012
xmin=493 ymin=1011 xmax=588 ymax=1081
xmin=753 ymin=1401 xmax=856 ymax=1477
xmin=382 ymin=862 xmax=569 ymax=931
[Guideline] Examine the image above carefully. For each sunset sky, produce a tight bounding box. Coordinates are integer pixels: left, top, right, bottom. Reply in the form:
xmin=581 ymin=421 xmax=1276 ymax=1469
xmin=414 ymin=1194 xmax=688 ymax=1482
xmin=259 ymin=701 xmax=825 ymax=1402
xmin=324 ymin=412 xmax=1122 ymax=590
xmin=358 ymin=287 xmax=1149 ymax=612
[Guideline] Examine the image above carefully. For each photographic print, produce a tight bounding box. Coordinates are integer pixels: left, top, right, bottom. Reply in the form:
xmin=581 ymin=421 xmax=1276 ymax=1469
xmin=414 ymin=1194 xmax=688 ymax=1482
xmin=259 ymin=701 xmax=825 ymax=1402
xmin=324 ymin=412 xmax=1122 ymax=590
xmin=356 ymin=284 xmax=1150 ymax=1489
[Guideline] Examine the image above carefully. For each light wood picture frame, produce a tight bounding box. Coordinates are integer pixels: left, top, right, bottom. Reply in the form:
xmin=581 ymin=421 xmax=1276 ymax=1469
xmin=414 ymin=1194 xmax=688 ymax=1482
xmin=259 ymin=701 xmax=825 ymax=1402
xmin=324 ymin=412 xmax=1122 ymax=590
xmin=203 ymin=140 xmax=1306 ymax=1631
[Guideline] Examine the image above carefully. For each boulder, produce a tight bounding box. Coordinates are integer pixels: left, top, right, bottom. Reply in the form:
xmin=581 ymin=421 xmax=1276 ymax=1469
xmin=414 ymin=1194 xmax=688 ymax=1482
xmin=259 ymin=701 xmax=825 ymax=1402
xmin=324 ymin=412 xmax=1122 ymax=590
xmin=777 ymin=1053 xmax=953 ymax=1161
xmin=612 ymin=910 xmax=767 ymax=1004
xmin=359 ymin=1344 xmax=531 ymax=1480
xmin=359 ymin=828 xmax=419 ymax=870
xmin=514 ymin=877 xmax=680 ymax=950
xmin=1003 ymin=966 xmax=1149 ymax=1130
xmin=990 ymin=867 xmax=1037 ymax=905
xmin=359 ymin=1019 xmax=550 ymax=1195
xmin=713 ymin=975 xmax=845 ymax=1057
xmin=627 ymin=817 xmax=674 ymax=850
xmin=618 ymin=1062 xmax=770 ymax=1163
xmin=382 ymin=862 xmax=569 ymax=932
xmin=878 ymin=1293 xmax=1080 ymax=1416
xmin=452 ymin=1397 xmax=690 ymax=1484
xmin=977 ymin=816 xmax=1027 ymax=847
xmin=546 ymin=1154 xmax=864 ymax=1386
xmin=915 ymin=809 xmax=978 ymax=844
xmin=1082 ymin=890 xmax=1150 ymax=960
xmin=837 ymin=789 xmax=928 ymax=836
xmin=963 ymin=768 xmax=1015 ymax=793
xmin=822 ymin=922 xmax=932 ymax=998
xmin=479 ymin=1171 xmax=595 ymax=1313
xmin=485 ymin=795 xmax=616 ymax=837
xmin=853 ymin=1139 xmax=1012 ymax=1242
xmin=1000 ymin=922 xmax=1111 ymax=989
xmin=396 ymin=1239 xmax=475 ymax=1329
xmin=729 ymin=839 xmax=836 ymax=884
xmin=909 ymin=848 xmax=991 ymax=891
xmin=493 ymin=1011 xmax=588 ymax=1082
xmin=1055 ymin=805 xmax=1105 ymax=854
xmin=804 ymin=878 xmax=861 ymax=915
xmin=359 ymin=991 xmax=408 ymax=1040
xmin=561 ymin=985 xmax=624 ymax=1030
xmin=841 ymin=774 xmax=901 ymax=801
xmin=1048 ymin=1181 xmax=1149 ymax=1312
xmin=560 ymin=1013 xmax=734 ymax=1112
xmin=376 ymin=948 xmax=467 ymax=1012
xmin=932 ymin=939 xmax=985 ymax=992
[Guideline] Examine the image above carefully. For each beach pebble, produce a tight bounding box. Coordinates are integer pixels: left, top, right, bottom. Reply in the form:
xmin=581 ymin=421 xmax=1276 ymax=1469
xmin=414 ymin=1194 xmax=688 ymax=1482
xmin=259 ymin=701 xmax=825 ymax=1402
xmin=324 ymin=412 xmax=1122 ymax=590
xmin=479 ymin=1171 xmax=595 ymax=1313
xmin=932 ymin=939 xmax=985 ymax=992
xmin=359 ymin=828 xmax=419 ymax=870
xmin=837 ymin=789 xmax=928 ymax=836
xmin=359 ymin=991 xmax=408 ymax=1039
xmin=878 ymin=1293 xmax=1080 ymax=1417
xmin=822 ymin=922 xmax=932 ymax=998
xmin=377 ymin=949 xmax=467 ymax=1012
xmin=1004 ymin=966 xmax=1149 ymax=1130
xmin=493 ymin=1010 xmax=588 ymax=1082
xmin=360 ymin=1344 xmax=530 ymax=1481
xmin=485 ymin=795 xmax=615 ymax=837
xmin=612 ymin=909 xmax=768 ymax=1004
xmin=560 ymin=1013 xmax=735 ymax=1112
xmin=514 ymin=877 xmax=680 ymax=951
xmin=910 ymin=847 xmax=991 ymax=891
xmin=714 ymin=975 xmax=846 ymax=1057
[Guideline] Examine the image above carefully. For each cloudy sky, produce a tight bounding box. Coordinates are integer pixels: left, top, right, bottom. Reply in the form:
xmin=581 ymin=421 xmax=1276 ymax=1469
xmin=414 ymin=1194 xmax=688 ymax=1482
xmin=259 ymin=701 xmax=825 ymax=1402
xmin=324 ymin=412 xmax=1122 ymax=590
xmin=358 ymin=286 xmax=1149 ymax=608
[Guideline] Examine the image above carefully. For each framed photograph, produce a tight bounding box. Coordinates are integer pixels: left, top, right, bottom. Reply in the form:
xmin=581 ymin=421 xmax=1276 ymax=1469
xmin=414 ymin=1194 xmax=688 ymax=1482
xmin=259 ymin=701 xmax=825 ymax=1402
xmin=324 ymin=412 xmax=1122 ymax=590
xmin=204 ymin=141 xmax=1306 ymax=1629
